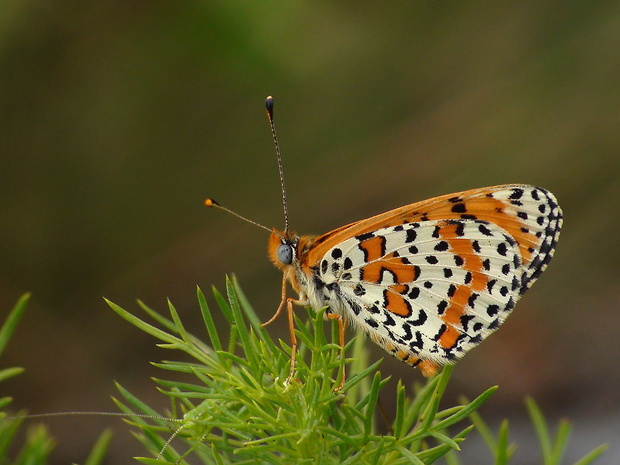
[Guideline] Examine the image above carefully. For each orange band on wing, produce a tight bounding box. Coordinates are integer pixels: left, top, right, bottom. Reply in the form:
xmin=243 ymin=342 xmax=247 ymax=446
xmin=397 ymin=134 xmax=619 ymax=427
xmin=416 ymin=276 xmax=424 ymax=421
xmin=359 ymin=236 xmax=419 ymax=285
xmin=444 ymin=285 xmax=470 ymax=324
xmin=437 ymin=221 xmax=485 ymax=349
xmin=439 ymin=222 xmax=487 ymax=291
xmin=438 ymin=325 xmax=461 ymax=350
xmin=439 ymin=284 xmax=470 ymax=349
xmin=385 ymin=288 xmax=411 ymax=317
xmin=461 ymin=197 xmax=539 ymax=264
xmin=358 ymin=235 xmax=385 ymax=262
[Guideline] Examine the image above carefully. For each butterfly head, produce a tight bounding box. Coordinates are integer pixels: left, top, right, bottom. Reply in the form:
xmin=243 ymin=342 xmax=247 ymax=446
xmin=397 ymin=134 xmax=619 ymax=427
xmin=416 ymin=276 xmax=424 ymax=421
xmin=268 ymin=229 xmax=298 ymax=269
xmin=268 ymin=229 xmax=319 ymax=273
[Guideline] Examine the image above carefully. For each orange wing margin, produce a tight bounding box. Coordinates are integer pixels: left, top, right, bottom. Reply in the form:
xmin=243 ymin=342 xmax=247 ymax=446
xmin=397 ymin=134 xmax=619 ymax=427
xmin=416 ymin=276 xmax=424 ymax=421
xmin=304 ymin=184 xmax=542 ymax=268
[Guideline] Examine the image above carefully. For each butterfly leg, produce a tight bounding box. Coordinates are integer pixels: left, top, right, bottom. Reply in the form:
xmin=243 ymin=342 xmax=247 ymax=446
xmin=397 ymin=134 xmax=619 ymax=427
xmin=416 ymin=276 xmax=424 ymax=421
xmin=262 ymin=275 xmax=289 ymax=327
xmin=264 ymin=294 xmax=301 ymax=385
xmin=285 ymin=297 xmax=298 ymax=384
xmin=260 ymin=275 xmax=308 ymax=384
xmin=326 ymin=312 xmax=346 ymax=391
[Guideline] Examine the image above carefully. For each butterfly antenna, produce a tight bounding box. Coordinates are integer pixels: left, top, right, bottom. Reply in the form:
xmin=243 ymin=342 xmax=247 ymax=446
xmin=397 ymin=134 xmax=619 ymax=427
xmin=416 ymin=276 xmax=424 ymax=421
xmin=204 ymin=198 xmax=284 ymax=239
xmin=265 ymin=96 xmax=290 ymax=232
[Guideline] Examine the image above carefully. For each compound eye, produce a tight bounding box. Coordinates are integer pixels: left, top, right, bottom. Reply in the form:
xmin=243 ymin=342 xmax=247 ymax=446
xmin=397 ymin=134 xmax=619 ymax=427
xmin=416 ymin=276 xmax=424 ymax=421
xmin=276 ymin=243 xmax=294 ymax=265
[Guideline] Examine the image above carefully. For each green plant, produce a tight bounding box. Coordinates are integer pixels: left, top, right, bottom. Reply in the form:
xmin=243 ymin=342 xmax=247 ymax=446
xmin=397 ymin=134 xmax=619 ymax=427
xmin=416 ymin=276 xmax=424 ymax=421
xmin=1 ymin=283 xmax=607 ymax=464
xmin=109 ymin=277 xmax=488 ymax=464
xmin=106 ymin=276 xmax=607 ymax=465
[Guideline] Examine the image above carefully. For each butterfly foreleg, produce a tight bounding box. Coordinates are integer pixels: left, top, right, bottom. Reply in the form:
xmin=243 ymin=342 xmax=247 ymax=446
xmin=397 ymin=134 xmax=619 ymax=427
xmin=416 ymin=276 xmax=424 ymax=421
xmin=261 ymin=274 xmax=308 ymax=384
xmin=261 ymin=275 xmax=290 ymax=327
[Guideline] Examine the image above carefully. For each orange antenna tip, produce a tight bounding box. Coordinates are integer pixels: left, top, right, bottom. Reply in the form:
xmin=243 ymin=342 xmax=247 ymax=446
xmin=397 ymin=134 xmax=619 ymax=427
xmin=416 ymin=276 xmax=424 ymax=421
xmin=204 ymin=197 xmax=283 ymax=238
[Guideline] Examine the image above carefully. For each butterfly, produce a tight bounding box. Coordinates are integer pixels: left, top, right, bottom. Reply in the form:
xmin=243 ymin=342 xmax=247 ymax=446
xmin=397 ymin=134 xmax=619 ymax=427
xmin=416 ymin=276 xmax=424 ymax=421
xmin=207 ymin=96 xmax=563 ymax=388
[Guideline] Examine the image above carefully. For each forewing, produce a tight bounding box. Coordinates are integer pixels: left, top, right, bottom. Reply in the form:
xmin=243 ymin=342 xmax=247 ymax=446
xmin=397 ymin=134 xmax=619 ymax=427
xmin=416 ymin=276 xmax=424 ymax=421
xmin=307 ymin=184 xmax=562 ymax=291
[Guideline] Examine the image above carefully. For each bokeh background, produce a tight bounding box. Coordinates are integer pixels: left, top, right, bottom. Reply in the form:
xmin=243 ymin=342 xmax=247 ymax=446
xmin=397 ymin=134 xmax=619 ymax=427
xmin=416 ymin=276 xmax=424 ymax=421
xmin=1 ymin=1 xmax=619 ymax=464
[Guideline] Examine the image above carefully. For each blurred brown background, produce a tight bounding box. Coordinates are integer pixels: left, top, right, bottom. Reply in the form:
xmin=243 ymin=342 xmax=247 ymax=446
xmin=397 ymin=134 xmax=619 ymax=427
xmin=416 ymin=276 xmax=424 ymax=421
xmin=1 ymin=1 xmax=619 ymax=464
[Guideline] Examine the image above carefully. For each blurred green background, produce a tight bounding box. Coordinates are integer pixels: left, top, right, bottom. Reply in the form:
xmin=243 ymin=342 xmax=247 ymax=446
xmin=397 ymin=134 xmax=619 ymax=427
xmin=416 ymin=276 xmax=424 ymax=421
xmin=1 ymin=1 xmax=619 ymax=463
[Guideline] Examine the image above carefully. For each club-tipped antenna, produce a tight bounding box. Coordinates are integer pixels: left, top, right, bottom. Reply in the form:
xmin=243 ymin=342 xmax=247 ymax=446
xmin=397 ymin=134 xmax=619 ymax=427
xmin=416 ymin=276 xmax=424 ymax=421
xmin=204 ymin=198 xmax=284 ymax=239
xmin=265 ymin=96 xmax=289 ymax=232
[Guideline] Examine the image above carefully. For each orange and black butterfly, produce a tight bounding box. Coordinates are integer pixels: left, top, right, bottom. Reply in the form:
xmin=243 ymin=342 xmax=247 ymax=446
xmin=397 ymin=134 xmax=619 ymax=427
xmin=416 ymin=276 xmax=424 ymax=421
xmin=207 ymin=97 xmax=562 ymax=387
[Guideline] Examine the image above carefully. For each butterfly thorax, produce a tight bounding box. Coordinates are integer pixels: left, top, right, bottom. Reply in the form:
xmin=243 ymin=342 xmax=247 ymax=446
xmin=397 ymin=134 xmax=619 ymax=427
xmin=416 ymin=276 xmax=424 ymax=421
xmin=268 ymin=228 xmax=364 ymax=331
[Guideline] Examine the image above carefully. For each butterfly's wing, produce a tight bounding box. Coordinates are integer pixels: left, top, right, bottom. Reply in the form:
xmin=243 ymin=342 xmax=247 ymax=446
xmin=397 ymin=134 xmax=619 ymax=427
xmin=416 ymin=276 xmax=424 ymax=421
xmin=307 ymin=185 xmax=561 ymax=286
xmin=304 ymin=185 xmax=562 ymax=375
